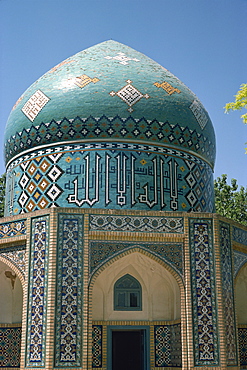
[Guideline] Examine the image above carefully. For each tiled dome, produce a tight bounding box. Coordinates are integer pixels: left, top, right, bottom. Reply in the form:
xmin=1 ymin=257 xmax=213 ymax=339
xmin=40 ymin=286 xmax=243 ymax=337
xmin=4 ymin=40 xmax=215 ymax=167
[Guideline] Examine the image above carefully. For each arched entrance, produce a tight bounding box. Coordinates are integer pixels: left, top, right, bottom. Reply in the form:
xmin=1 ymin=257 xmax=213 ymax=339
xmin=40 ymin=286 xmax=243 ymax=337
xmin=90 ymin=250 xmax=183 ymax=370
xmin=0 ymin=259 xmax=24 ymax=368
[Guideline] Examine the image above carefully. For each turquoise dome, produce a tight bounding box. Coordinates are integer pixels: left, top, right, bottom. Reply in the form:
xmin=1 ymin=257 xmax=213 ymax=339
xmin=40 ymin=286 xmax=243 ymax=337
xmin=4 ymin=40 xmax=215 ymax=168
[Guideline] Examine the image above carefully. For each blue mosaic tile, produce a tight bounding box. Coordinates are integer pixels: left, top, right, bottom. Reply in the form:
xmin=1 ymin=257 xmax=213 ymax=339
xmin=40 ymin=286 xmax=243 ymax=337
xmin=5 ymin=142 xmax=214 ymax=215
xmin=0 ymin=249 xmax=26 ymax=279
xmin=154 ymin=324 xmax=182 ymax=367
xmin=26 ymin=216 xmax=49 ymax=367
xmin=92 ymin=325 xmax=102 ymax=368
xmin=233 ymin=226 xmax=247 ymax=246
xmin=220 ymin=223 xmax=238 ymax=366
xmin=54 ymin=214 xmax=84 ymax=367
xmin=238 ymin=327 xmax=247 ymax=367
xmin=90 ymin=241 xmax=183 ymax=278
xmin=0 ymin=219 xmax=26 ymax=238
xmin=5 ymin=41 xmax=216 ymax=171
xmin=5 ymin=116 xmax=215 ymax=166
xmin=189 ymin=219 xmax=219 ymax=366
xmin=0 ymin=327 xmax=21 ymax=367
xmin=89 ymin=215 xmax=184 ymax=233
xmin=233 ymin=250 xmax=247 ymax=278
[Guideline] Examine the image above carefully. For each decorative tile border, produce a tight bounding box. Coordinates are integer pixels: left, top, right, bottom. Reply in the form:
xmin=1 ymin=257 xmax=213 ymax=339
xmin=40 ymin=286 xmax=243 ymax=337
xmin=233 ymin=250 xmax=247 ymax=278
xmin=238 ymin=327 xmax=247 ymax=367
xmin=0 ymin=219 xmax=26 ymax=238
xmin=220 ymin=222 xmax=238 ymax=366
xmin=6 ymin=141 xmax=214 ymax=216
xmin=189 ymin=219 xmax=219 ymax=366
xmin=233 ymin=226 xmax=247 ymax=246
xmin=26 ymin=216 xmax=49 ymax=367
xmin=0 ymin=326 xmax=22 ymax=367
xmin=154 ymin=324 xmax=182 ymax=368
xmin=89 ymin=215 xmax=184 ymax=233
xmin=54 ymin=214 xmax=84 ymax=367
xmin=90 ymin=241 xmax=183 ymax=278
xmin=0 ymin=249 xmax=26 ymax=278
xmin=92 ymin=325 xmax=103 ymax=368
xmin=5 ymin=116 xmax=215 ymax=165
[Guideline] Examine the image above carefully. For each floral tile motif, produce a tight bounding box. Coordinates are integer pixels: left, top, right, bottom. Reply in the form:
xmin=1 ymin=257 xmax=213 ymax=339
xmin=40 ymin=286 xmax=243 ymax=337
xmin=89 ymin=215 xmax=184 ymax=233
xmin=26 ymin=216 xmax=49 ymax=367
xmin=0 ymin=249 xmax=26 ymax=278
xmin=232 ymin=226 xmax=247 ymax=246
xmin=233 ymin=250 xmax=247 ymax=278
xmin=154 ymin=324 xmax=182 ymax=367
xmin=90 ymin=241 xmax=183 ymax=278
xmin=189 ymin=219 xmax=219 ymax=366
xmin=54 ymin=214 xmax=84 ymax=367
xmin=220 ymin=223 xmax=238 ymax=366
xmin=0 ymin=219 xmax=26 ymax=238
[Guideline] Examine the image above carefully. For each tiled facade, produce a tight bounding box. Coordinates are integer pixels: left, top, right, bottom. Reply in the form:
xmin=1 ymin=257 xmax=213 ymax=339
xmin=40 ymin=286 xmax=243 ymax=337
xmin=0 ymin=209 xmax=246 ymax=369
xmin=5 ymin=142 xmax=214 ymax=216
xmin=1 ymin=40 xmax=246 ymax=370
xmin=54 ymin=214 xmax=84 ymax=367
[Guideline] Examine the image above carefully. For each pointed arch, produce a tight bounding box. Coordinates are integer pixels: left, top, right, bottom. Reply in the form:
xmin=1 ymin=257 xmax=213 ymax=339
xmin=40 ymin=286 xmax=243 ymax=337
xmin=0 ymin=255 xmax=25 ymax=288
xmin=114 ymin=274 xmax=142 ymax=311
xmin=235 ymin=260 xmax=247 ymax=324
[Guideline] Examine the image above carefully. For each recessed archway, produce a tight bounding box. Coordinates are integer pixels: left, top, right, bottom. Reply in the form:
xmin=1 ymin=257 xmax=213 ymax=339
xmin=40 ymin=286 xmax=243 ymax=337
xmin=91 ymin=250 xmax=181 ymax=321
xmin=235 ymin=261 xmax=247 ymax=325
xmin=0 ymin=258 xmax=23 ymax=368
xmin=90 ymin=249 xmax=184 ymax=370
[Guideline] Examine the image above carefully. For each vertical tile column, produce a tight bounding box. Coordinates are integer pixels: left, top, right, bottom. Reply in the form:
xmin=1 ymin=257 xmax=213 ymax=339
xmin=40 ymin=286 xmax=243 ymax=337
xmin=219 ymin=222 xmax=239 ymax=367
xmin=25 ymin=215 xmax=50 ymax=368
xmin=189 ymin=218 xmax=219 ymax=367
xmin=54 ymin=213 xmax=84 ymax=367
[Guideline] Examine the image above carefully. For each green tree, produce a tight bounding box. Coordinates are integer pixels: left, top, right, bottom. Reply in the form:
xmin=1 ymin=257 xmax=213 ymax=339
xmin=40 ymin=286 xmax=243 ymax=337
xmin=214 ymin=174 xmax=247 ymax=225
xmin=0 ymin=173 xmax=6 ymax=218
xmin=224 ymin=83 xmax=247 ymax=124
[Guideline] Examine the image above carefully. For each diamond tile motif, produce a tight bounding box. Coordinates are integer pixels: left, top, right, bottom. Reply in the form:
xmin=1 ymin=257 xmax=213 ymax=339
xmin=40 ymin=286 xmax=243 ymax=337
xmin=110 ymin=80 xmax=149 ymax=112
xmin=22 ymin=90 xmax=50 ymax=122
xmin=8 ymin=140 xmax=215 ymax=215
xmin=54 ymin=214 xmax=84 ymax=367
xmin=46 ymin=183 xmax=62 ymax=202
xmin=5 ymin=116 xmax=216 ymax=166
xmin=47 ymin=166 xmax=63 ymax=182
xmin=19 ymin=173 xmax=30 ymax=188
xmin=18 ymin=191 xmax=29 ymax=208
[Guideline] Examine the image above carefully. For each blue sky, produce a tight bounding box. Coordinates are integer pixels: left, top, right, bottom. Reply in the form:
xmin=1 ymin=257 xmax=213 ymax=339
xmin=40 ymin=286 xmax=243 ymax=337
xmin=0 ymin=0 xmax=246 ymax=186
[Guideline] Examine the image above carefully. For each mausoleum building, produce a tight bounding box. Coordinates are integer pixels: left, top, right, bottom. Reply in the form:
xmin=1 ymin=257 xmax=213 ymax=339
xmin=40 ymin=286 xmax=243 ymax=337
xmin=0 ymin=40 xmax=246 ymax=370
